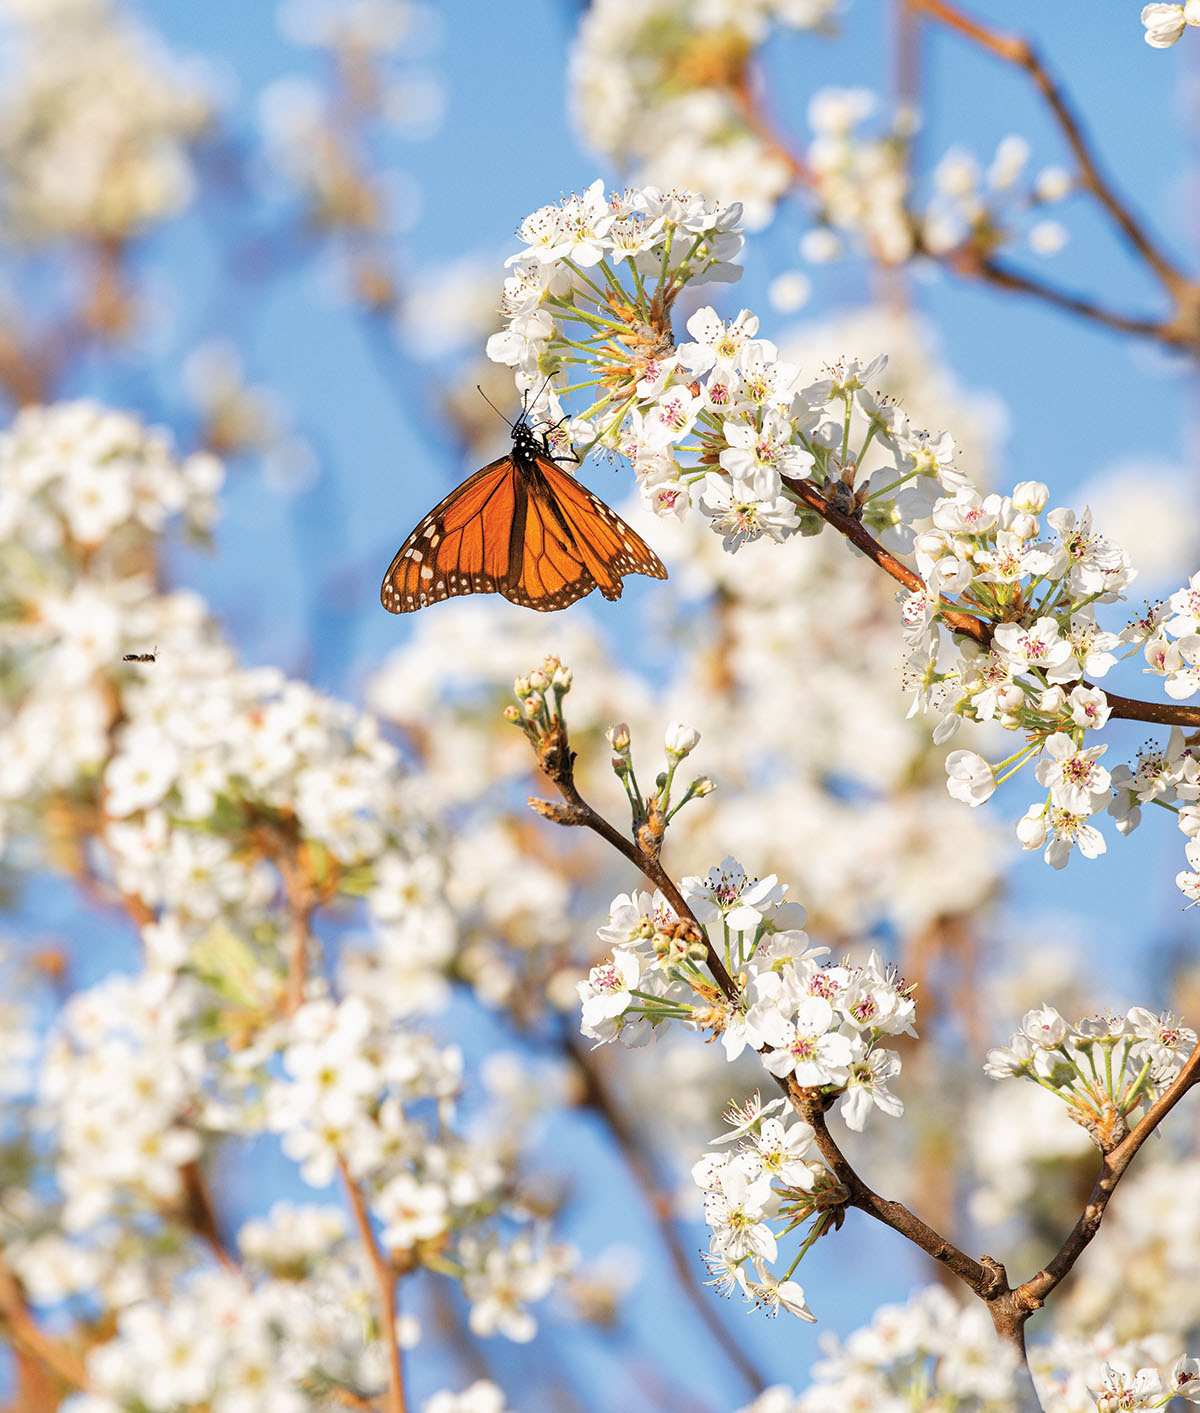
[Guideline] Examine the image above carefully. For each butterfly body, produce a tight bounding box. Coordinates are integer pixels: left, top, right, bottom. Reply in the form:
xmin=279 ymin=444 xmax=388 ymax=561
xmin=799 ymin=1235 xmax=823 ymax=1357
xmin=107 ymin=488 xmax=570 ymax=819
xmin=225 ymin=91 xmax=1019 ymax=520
xmin=381 ymin=415 xmax=666 ymax=614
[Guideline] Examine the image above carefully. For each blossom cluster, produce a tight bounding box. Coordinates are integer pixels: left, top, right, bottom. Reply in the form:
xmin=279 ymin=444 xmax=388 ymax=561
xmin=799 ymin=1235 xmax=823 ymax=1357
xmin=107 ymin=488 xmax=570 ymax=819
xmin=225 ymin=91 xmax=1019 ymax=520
xmin=0 ymin=397 xmax=221 ymax=559
xmin=803 ymin=87 xmax=1071 ymax=267
xmin=0 ymin=398 xmax=467 ymax=1014
xmin=577 ymin=863 xmax=914 ymax=1318
xmin=35 ymin=970 xmax=208 ymax=1235
xmin=59 ymin=1263 xmax=384 ymax=1413
xmin=488 ymin=186 xmax=1200 ymax=897
xmin=100 ymin=650 xmax=425 ymax=925
xmin=913 ymin=483 xmax=1200 ymax=894
xmin=487 ymin=183 xmax=988 ymax=558
xmin=499 ymin=667 xmax=912 ymax=1317
xmin=732 ymin=1285 xmax=1200 ymax=1412
xmin=569 ymin=0 xmax=834 ymax=231
xmin=579 ymin=868 xmax=914 ymax=1127
xmin=0 ymin=402 xmax=222 ymax=851
xmin=690 ymin=1095 xmax=823 ymax=1323
xmin=0 ymin=0 xmax=211 ymax=241
xmin=0 ymin=396 xmax=593 ymax=1408
xmin=514 ymin=664 xmax=919 ymax=1127
xmin=1142 ymin=2 xmax=1200 ymax=46
xmin=265 ymin=991 xmax=572 ymax=1342
xmin=984 ymin=1004 xmax=1196 ymax=1144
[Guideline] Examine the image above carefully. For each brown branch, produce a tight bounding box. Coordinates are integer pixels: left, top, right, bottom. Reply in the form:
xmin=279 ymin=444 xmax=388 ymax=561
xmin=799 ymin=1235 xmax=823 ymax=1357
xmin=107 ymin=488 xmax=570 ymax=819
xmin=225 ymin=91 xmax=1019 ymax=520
xmin=329 ymin=1388 xmax=385 ymax=1411
xmin=727 ymin=71 xmax=809 ymax=186
xmin=1014 ymin=1038 xmax=1200 ymax=1312
xmin=782 ymin=475 xmax=988 ymax=645
xmin=0 ymin=324 xmax=47 ymax=407
xmin=565 ymin=1032 xmax=768 ymax=1397
xmin=945 ymin=248 xmax=1172 ymax=343
xmin=275 ymin=842 xmax=316 ymax=1015
xmin=527 ymin=728 xmax=739 ymax=1001
xmin=908 ymin=0 xmax=1186 ymax=294
xmin=525 ymin=717 xmax=992 ymax=1338
xmin=791 ymin=1091 xmax=992 ymax=1293
xmin=780 ymin=475 xmax=1200 ymax=729
xmin=790 ymin=1040 xmax=1200 ymax=1353
xmin=178 ymin=1159 xmax=239 ymax=1273
xmin=0 ymin=1250 xmax=89 ymax=1392
xmin=338 ymin=1156 xmax=407 ymax=1413
xmin=1102 ymin=690 xmax=1200 ymax=729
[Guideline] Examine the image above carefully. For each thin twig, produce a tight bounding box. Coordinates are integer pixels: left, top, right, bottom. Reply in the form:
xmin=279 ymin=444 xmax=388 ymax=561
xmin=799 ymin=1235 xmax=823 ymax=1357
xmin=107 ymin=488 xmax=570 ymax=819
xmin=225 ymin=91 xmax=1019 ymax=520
xmin=338 ymin=1156 xmax=407 ymax=1413
xmin=1015 ymin=1037 xmax=1200 ymax=1311
xmin=727 ymin=70 xmax=809 ymax=185
xmin=178 ymin=1159 xmax=239 ymax=1273
xmin=945 ymin=247 xmax=1173 ymax=343
xmin=782 ymin=475 xmax=987 ymax=643
xmin=0 ymin=1250 xmax=89 ymax=1391
xmin=527 ymin=731 xmax=739 ymax=1000
xmin=908 ymin=0 xmax=1186 ymax=294
xmin=275 ymin=844 xmax=316 ymax=1015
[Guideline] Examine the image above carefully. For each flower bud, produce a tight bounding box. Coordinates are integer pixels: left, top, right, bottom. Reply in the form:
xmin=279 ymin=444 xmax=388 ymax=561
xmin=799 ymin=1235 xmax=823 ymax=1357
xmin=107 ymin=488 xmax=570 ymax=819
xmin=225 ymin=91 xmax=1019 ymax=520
xmin=1012 ymin=480 xmax=1048 ymax=514
xmin=1016 ymin=803 xmax=1048 ymax=849
xmin=1033 ymin=165 xmax=1071 ymax=202
xmin=514 ymin=675 xmax=530 ymax=697
xmin=665 ymin=720 xmax=700 ymax=757
xmin=606 ymin=722 xmax=631 ymax=752
xmin=529 ymin=669 xmax=549 ymax=692
xmin=691 ymin=776 xmax=716 ymax=797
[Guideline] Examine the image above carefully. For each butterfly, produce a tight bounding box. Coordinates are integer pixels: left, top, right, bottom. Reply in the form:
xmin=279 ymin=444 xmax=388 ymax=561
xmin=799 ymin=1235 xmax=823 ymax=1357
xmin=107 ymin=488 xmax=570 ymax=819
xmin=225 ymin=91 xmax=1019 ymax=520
xmin=380 ymin=408 xmax=667 ymax=614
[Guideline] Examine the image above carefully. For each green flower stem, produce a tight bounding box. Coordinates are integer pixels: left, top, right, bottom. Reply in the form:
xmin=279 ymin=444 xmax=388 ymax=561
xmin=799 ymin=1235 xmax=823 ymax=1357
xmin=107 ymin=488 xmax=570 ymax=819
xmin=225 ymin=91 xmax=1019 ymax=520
xmin=561 ymin=258 xmax=619 ymax=308
xmin=863 ymin=466 xmax=922 ymax=503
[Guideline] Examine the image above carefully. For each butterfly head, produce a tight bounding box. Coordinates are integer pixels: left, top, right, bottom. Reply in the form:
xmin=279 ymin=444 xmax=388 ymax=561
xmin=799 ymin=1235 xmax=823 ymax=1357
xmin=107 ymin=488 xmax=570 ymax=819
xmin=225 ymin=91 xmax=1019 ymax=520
xmin=510 ymin=410 xmax=545 ymax=463
xmin=513 ymin=397 xmax=577 ymax=469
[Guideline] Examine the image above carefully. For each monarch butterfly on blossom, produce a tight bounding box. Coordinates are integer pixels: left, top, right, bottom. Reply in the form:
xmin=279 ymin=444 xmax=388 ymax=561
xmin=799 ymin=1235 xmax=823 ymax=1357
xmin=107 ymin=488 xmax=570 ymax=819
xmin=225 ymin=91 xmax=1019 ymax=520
xmin=380 ymin=404 xmax=667 ymax=614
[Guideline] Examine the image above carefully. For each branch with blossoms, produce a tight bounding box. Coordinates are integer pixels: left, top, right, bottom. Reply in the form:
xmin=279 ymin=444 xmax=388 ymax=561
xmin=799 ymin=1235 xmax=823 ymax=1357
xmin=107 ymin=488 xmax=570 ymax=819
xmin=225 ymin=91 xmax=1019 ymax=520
xmin=901 ymin=0 xmax=1200 ymax=350
xmin=509 ymin=658 xmax=1200 ymax=1399
xmin=488 ymin=183 xmax=1200 ymax=896
xmin=484 ymin=176 xmax=1200 ymax=1398
xmin=570 ymin=0 xmax=1200 ymax=355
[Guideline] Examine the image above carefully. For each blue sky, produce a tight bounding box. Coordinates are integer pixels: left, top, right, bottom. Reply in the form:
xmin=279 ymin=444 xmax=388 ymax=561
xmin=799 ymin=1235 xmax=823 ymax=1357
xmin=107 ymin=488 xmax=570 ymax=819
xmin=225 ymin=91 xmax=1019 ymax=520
xmin=11 ymin=1 xmax=1200 ymax=1404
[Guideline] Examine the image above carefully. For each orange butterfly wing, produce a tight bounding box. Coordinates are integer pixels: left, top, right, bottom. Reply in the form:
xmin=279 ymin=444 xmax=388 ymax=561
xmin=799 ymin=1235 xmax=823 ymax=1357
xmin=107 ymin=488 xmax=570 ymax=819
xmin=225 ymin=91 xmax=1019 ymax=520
xmin=380 ymin=434 xmax=667 ymax=614
xmin=381 ymin=454 xmax=519 ymax=612
xmin=527 ymin=453 xmax=667 ymax=604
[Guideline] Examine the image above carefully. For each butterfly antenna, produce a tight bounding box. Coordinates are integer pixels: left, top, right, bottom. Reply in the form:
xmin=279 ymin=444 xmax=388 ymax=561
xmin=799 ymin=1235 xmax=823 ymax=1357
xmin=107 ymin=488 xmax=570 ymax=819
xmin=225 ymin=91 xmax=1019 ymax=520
xmin=475 ymin=386 xmax=515 ymax=430
xmin=520 ymin=375 xmax=558 ymax=431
